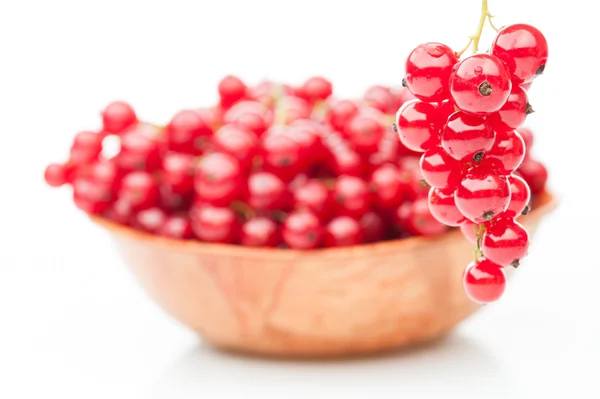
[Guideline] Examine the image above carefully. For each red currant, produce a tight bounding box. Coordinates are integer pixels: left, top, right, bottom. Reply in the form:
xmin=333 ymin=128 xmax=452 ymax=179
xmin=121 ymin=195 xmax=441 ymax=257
xmin=213 ymin=124 xmax=259 ymax=168
xmin=161 ymin=152 xmax=195 ymax=195
xmin=120 ymin=171 xmax=159 ymax=211
xmin=224 ymin=100 xmax=273 ymax=137
xmin=194 ymin=153 xmax=243 ymax=206
xmin=460 ymin=221 xmax=478 ymax=244
xmin=450 ymin=54 xmax=512 ymax=115
xmin=370 ymin=163 xmax=406 ymax=208
xmin=404 ymin=42 xmax=458 ymax=102
xmin=489 ymin=86 xmax=531 ymax=131
xmin=369 ymin=129 xmax=400 ymax=168
xmin=297 ymin=76 xmax=333 ymax=103
xmin=427 ymin=187 xmax=465 ymax=227
xmin=328 ymin=99 xmax=359 ymax=132
xmin=166 ymin=109 xmax=212 ymax=155
xmin=505 ymin=175 xmax=531 ymax=218
xmin=104 ymin=198 xmax=134 ymax=225
xmin=463 ymin=259 xmax=506 ymax=304
xmin=158 ymin=215 xmax=194 ymax=239
xmin=240 ymin=216 xmax=279 ymax=247
xmin=396 ymin=100 xmax=440 ymax=152
xmin=282 ymin=211 xmax=322 ymax=249
xmin=360 ymin=211 xmax=386 ymax=243
xmin=345 ymin=109 xmax=385 ymax=154
xmin=419 ymin=146 xmax=464 ymax=189
xmin=88 ymin=160 xmax=121 ymax=198
xmin=44 ymin=163 xmax=68 ymax=187
xmin=487 ymin=130 xmax=526 ymax=174
xmin=71 ymin=130 xmax=103 ymax=157
xmin=116 ymin=129 xmax=162 ymax=172
xmin=333 ymin=175 xmax=370 ymax=217
xmin=441 ymin=111 xmax=494 ymax=162
xmin=491 ymin=24 xmax=548 ymax=84
xmin=395 ymin=198 xmax=447 ymax=237
xmin=293 ymin=179 xmax=331 ymax=218
xmin=190 ymin=205 xmax=239 ymax=243
xmin=72 ymin=178 xmax=113 ymax=214
xmin=101 ymin=101 xmax=137 ymax=134
xmin=455 ymin=166 xmax=511 ymax=223
xmin=363 ymin=85 xmax=397 ymax=114
xmin=260 ymin=127 xmax=303 ymax=180
xmin=482 ymin=218 xmax=529 ymax=267
xmin=246 ymin=172 xmax=286 ymax=211
xmin=133 ymin=207 xmax=167 ymax=234
xmin=517 ymin=127 xmax=534 ymax=150
xmin=517 ymin=158 xmax=548 ymax=195
xmin=325 ymin=216 xmax=363 ymax=247
xmin=218 ymin=75 xmax=247 ymax=108
xmin=278 ymin=96 xmax=311 ymax=124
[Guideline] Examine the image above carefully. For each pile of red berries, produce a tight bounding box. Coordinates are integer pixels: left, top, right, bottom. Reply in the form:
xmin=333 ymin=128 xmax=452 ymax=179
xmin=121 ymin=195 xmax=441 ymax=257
xmin=397 ymin=23 xmax=548 ymax=303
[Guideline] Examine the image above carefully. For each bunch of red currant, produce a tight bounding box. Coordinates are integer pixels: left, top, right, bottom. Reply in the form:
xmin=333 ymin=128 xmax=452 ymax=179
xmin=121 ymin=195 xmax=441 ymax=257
xmin=396 ymin=19 xmax=548 ymax=303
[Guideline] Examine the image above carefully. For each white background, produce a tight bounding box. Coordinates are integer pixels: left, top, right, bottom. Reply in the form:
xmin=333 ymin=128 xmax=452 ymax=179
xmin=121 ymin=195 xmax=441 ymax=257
xmin=1 ymin=0 xmax=599 ymax=398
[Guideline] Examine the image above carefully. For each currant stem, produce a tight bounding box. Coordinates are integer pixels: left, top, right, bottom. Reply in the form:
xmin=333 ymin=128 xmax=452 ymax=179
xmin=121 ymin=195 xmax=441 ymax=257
xmin=487 ymin=13 xmax=500 ymax=32
xmin=458 ymin=0 xmax=497 ymax=58
xmin=472 ymin=223 xmax=486 ymax=262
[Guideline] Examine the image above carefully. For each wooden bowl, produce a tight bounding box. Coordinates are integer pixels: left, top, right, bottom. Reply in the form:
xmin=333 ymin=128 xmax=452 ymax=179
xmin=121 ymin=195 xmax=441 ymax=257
xmin=92 ymin=192 xmax=556 ymax=358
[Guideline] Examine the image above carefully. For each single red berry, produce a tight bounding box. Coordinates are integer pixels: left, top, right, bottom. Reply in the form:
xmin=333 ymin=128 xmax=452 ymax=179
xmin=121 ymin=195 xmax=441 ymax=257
xmin=246 ymin=172 xmax=286 ymax=211
xmin=218 ymin=75 xmax=247 ymax=108
xmin=345 ymin=109 xmax=385 ymax=153
xmin=104 ymin=198 xmax=134 ymax=225
xmin=260 ymin=127 xmax=303 ymax=180
xmin=116 ymin=129 xmax=162 ymax=172
xmin=72 ymin=178 xmax=113 ymax=214
xmin=328 ymin=99 xmax=359 ymax=132
xmin=88 ymin=160 xmax=121 ymax=198
xmin=460 ymin=221 xmax=478 ymax=244
xmin=333 ymin=175 xmax=370 ymax=218
xmin=419 ymin=146 xmax=464 ymax=189
xmin=190 ymin=205 xmax=239 ymax=243
xmin=44 ymin=163 xmax=68 ymax=187
xmin=224 ymin=100 xmax=273 ymax=137
xmin=71 ymin=131 xmax=103 ymax=157
xmin=370 ymin=163 xmax=406 ymax=208
xmin=240 ymin=217 xmax=280 ymax=247
xmin=213 ymin=124 xmax=259 ymax=168
xmin=298 ymin=76 xmax=333 ymax=103
xmin=404 ymin=42 xmax=458 ymax=102
xmin=504 ymin=175 xmax=531 ymax=218
xmin=120 ymin=171 xmax=159 ymax=211
xmin=101 ymin=101 xmax=137 ymax=134
xmin=133 ymin=207 xmax=167 ymax=234
xmin=517 ymin=158 xmax=548 ymax=195
xmin=428 ymin=187 xmax=465 ymax=227
xmin=517 ymin=127 xmax=534 ymax=150
xmin=325 ymin=216 xmax=363 ymax=247
xmin=490 ymin=86 xmax=531 ymax=131
xmin=326 ymin=139 xmax=363 ymax=176
xmin=289 ymin=119 xmax=326 ymax=165
xmin=363 ymin=85 xmax=397 ymax=114
xmin=482 ymin=218 xmax=529 ymax=267
xmin=194 ymin=153 xmax=243 ymax=206
xmin=293 ymin=179 xmax=331 ymax=218
xmin=450 ymin=54 xmax=512 ymax=115
xmin=278 ymin=96 xmax=312 ymax=124
xmin=360 ymin=211 xmax=386 ymax=243
xmin=396 ymin=100 xmax=441 ymax=152
xmin=161 ymin=152 xmax=195 ymax=195
xmin=441 ymin=111 xmax=495 ymax=162
xmin=491 ymin=24 xmax=548 ymax=84
xmin=455 ymin=166 xmax=511 ymax=223
xmin=165 ymin=109 xmax=212 ymax=155
xmin=158 ymin=215 xmax=194 ymax=239
xmin=463 ymin=259 xmax=506 ymax=304
xmin=487 ymin=130 xmax=526 ymax=174
xmin=282 ymin=211 xmax=322 ymax=249
xmin=395 ymin=198 xmax=447 ymax=237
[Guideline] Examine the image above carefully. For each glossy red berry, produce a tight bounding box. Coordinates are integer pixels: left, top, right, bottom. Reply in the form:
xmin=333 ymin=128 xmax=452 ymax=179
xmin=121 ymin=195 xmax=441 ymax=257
xmin=119 ymin=171 xmax=159 ymax=211
xmin=450 ymin=54 xmax=512 ymax=115
xmin=404 ymin=42 xmax=458 ymax=102
xmin=246 ymin=172 xmax=286 ymax=211
xmin=396 ymin=100 xmax=441 ymax=152
xmin=161 ymin=152 xmax=195 ymax=195
xmin=395 ymin=198 xmax=447 ymax=236
xmin=490 ymin=86 xmax=531 ymax=131
xmin=260 ymin=127 xmax=303 ymax=179
xmin=441 ymin=111 xmax=494 ymax=162
xmin=517 ymin=127 xmax=534 ymax=150
xmin=345 ymin=110 xmax=385 ymax=153
xmin=133 ymin=207 xmax=167 ymax=234
xmin=101 ymin=101 xmax=137 ymax=134
xmin=116 ymin=130 xmax=162 ymax=172
xmin=363 ymin=85 xmax=397 ymax=114
xmin=158 ymin=215 xmax=194 ymax=239
xmin=455 ymin=166 xmax=511 ymax=223
xmin=71 ymin=130 xmax=103 ymax=157
xmin=428 ymin=187 xmax=465 ymax=226
xmin=333 ymin=175 xmax=370 ymax=217
xmin=104 ymin=198 xmax=134 ymax=225
xmin=240 ymin=217 xmax=279 ymax=247
xmin=218 ymin=75 xmax=247 ymax=108
xmin=194 ymin=153 xmax=242 ymax=206
xmin=72 ymin=178 xmax=113 ymax=214
xmin=517 ymin=158 xmax=548 ymax=195
xmin=328 ymin=99 xmax=359 ymax=132
xmin=487 ymin=130 xmax=526 ymax=174
xmin=360 ymin=211 xmax=386 ymax=243
xmin=213 ymin=124 xmax=259 ymax=168
xmin=166 ymin=110 xmax=212 ymax=155
xmin=463 ymin=259 xmax=506 ymax=304
xmin=482 ymin=218 xmax=529 ymax=267
xmin=505 ymin=175 xmax=531 ymax=218
xmin=87 ymin=160 xmax=121 ymax=198
xmin=190 ymin=205 xmax=238 ymax=243
xmin=491 ymin=24 xmax=548 ymax=84
xmin=44 ymin=163 xmax=68 ymax=187
xmin=325 ymin=216 xmax=363 ymax=247
xmin=282 ymin=211 xmax=322 ymax=249
xmin=370 ymin=163 xmax=406 ymax=208
xmin=419 ymin=146 xmax=464 ymax=189
xmin=298 ymin=76 xmax=333 ymax=102
xmin=460 ymin=221 xmax=478 ymax=244
xmin=293 ymin=179 xmax=331 ymax=218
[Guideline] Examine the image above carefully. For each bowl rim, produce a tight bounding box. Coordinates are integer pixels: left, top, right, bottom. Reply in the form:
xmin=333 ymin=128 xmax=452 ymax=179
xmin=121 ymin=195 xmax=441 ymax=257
xmin=90 ymin=191 xmax=557 ymax=260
